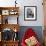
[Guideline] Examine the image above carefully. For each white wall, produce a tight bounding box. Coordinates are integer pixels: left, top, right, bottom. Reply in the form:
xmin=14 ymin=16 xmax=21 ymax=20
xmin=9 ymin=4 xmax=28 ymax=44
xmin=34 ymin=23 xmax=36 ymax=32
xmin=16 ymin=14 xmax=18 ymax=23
xmin=0 ymin=0 xmax=44 ymax=26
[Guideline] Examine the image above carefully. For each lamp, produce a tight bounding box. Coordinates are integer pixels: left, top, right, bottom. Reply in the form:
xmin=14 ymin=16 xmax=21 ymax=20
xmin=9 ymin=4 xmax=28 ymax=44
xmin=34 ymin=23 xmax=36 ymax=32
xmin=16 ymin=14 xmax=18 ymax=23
xmin=15 ymin=0 xmax=17 ymax=7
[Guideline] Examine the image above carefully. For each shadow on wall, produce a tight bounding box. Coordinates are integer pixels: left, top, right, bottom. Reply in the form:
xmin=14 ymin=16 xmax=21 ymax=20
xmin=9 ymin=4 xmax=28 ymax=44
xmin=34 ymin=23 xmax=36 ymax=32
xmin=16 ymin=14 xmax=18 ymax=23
xmin=18 ymin=26 xmax=43 ymax=44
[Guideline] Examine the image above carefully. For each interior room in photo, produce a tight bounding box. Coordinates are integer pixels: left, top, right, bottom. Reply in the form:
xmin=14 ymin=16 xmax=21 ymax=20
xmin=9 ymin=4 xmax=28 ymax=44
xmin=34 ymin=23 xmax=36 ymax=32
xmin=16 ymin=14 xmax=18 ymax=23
xmin=0 ymin=0 xmax=44 ymax=46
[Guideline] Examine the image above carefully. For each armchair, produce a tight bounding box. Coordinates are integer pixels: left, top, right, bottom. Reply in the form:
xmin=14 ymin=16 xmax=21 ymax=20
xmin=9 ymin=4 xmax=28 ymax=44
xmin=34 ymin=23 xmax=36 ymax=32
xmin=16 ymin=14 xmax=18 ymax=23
xmin=21 ymin=28 xmax=41 ymax=46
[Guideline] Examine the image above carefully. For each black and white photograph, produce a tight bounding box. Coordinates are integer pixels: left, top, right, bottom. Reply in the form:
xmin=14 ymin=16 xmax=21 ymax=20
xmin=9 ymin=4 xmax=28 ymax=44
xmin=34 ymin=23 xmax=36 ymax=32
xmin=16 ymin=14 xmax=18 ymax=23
xmin=24 ymin=6 xmax=37 ymax=21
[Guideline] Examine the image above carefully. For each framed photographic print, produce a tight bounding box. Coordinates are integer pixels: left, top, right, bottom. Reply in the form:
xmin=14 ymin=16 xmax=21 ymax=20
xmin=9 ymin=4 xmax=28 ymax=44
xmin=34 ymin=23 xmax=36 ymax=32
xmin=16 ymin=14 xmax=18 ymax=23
xmin=2 ymin=10 xmax=9 ymax=15
xmin=24 ymin=6 xmax=37 ymax=21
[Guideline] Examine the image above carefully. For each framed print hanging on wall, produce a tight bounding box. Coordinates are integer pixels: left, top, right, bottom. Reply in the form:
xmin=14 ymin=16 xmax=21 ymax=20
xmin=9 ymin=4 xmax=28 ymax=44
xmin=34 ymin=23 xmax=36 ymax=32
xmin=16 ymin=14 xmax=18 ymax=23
xmin=24 ymin=6 xmax=37 ymax=21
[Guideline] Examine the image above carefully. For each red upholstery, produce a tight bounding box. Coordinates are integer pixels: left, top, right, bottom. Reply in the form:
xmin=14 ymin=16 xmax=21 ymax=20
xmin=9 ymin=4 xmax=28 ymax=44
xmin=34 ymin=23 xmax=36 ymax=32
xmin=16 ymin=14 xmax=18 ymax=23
xmin=21 ymin=28 xmax=41 ymax=46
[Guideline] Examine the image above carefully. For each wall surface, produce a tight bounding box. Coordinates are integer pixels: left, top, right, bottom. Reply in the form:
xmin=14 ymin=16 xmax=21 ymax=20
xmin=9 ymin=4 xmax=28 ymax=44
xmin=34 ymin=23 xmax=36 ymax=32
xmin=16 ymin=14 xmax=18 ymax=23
xmin=18 ymin=0 xmax=44 ymax=26
xmin=0 ymin=0 xmax=44 ymax=26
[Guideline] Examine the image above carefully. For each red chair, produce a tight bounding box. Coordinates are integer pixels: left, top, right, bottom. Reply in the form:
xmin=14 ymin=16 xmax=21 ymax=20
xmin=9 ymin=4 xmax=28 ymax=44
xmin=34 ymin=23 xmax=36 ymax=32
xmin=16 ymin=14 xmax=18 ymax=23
xmin=21 ymin=28 xmax=41 ymax=46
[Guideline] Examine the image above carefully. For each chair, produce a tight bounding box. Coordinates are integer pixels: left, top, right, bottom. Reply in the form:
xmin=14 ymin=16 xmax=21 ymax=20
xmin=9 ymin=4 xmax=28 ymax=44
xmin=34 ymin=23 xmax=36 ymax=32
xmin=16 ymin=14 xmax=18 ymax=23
xmin=21 ymin=28 xmax=41 ymax=46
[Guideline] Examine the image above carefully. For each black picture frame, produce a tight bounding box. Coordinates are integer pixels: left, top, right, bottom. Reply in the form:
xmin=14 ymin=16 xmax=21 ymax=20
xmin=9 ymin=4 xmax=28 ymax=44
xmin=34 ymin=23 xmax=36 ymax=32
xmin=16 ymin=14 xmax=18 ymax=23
xmin=24 ymin=6 xmax=37 ymax=21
